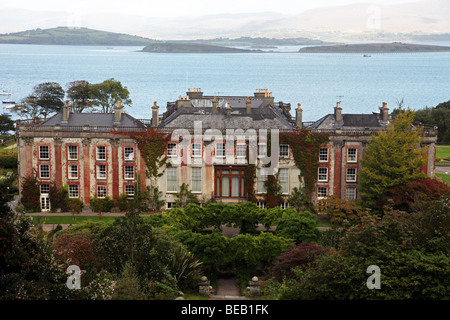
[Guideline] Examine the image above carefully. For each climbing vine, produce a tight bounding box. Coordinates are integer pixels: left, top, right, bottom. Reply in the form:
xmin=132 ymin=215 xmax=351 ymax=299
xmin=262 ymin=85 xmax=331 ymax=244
xmin=114 ymin=128 xmax=170 ymax=180
xmin=280 ymin=128 xmax=329 ymax=199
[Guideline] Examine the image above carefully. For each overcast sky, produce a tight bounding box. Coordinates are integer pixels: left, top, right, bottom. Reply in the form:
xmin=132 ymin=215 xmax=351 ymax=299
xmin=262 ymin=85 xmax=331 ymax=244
xmin=4 ymin=0 xmax=422 ymax=18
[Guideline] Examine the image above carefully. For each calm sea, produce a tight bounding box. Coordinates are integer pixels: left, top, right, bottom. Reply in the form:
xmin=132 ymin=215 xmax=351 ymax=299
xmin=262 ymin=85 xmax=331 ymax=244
xmin=0 ymin=43 xmax=449 ymax=122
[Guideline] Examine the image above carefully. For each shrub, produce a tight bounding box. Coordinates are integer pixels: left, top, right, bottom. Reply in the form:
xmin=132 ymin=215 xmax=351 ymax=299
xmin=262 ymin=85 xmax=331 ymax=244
xmin=89 ymin=196 xmax=115 ymax=212
xmin=0 ymin=155 xmax=17 ymax=169
xmin=20 ymin=174 xmax=40 ymax=212
xmin=275 ymin=209 xmax=321 ymax=244
xmin=271 ymin=242 xmax=325 ymax=281
xmin=316 ymin=196 xmax=364 ymax=225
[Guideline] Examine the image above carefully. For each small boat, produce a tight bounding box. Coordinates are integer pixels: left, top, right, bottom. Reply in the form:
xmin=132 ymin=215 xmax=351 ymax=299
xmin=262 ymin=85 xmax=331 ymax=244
xmin=1 ymin=91 xmax=15 ymax=104
xmin=363 ymin=54 xmax=371 ymax=57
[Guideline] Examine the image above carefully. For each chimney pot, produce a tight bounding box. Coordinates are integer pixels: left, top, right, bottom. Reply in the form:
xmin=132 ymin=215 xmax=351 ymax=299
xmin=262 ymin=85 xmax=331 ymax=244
xmin=152 ymin=101 xmax=159 ymax=127
xmin=381 ymin=102 xmax=389 ymax=121
xmin=335 ymin=101 xmax=343 ymax=122
xmin=296 ymin=103 xmax=302 ymax=128
xmin=114 ymin=100 xmax=123 ymax=124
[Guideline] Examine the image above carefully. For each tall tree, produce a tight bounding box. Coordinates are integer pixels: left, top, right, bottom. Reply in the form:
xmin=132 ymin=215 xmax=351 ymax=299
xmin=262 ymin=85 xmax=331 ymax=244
xmin=12 ymin=94 xmax=43 ymax=120
xmin=66 ymin=80 xmax=92 ymax=112
xmin=33 ymin=82 xmax=65 ymax=118
xmin=0 ymin=115 xmax=15 ymax=136
xmin=90 ymin=78 xmax=132 ymax=113
xmin=358 ymin=110 xmax=427 ymax=209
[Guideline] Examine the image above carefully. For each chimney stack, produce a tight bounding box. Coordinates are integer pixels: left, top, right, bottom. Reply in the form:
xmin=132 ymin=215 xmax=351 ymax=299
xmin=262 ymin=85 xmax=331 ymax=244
xmin=62 ymin=100 xmax=71 ymax=124
xmin=246 ymin=97 xmax=252 ymax=114
xmin=381 ymin=102 xmax=389 ymax=121
xmin=334 ymin=101 xmax=343 ymax=122
xmin=151 ymin=101 xmax=159 ymax=127
xmin=212 ymin=96 xmax=218 ymax=114
xmin=187 ymin=88 xmax=203 ymax=99
xmin=226 ymin=102 xmax=231 ymax=118
xmin=296 ymin=103 xmax=302 ymax=128
xmin=114 ymin=100 xmax=123 ymax=124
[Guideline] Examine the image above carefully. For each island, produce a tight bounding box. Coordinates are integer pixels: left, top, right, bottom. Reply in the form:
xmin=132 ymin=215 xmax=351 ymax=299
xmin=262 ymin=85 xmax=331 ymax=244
xmin=141 ymin=42 xmax=259 ymax=53
xmin=299 ymin=42 xmax=450 ymax=53
xmin=0 ymin=27 xmax=154 ymax=46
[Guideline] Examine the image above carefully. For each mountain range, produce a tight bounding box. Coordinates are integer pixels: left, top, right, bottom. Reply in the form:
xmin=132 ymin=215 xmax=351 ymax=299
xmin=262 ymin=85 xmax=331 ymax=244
xmin=0 ymin=0 xmax=448 ymax=41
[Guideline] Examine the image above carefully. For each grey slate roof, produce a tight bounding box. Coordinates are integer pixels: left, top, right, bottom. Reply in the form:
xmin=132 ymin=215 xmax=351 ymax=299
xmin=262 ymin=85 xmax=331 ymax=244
xmin=159 ymin=105 xmax=294 ymax=130
xmin=39 ymin=112 xmax=145 ymax=128
xmin=309 ymin=113 xmax=388 ymax=129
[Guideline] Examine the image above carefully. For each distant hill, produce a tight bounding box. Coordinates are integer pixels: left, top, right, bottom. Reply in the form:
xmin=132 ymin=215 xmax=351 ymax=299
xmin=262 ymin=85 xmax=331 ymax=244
xmin=0 ymin=27 xmax=155 ymax=46
xmin=142 ymin=42 xmax=258 ymax=53
xmin=299 ymin=43 xmax=450 ymax=53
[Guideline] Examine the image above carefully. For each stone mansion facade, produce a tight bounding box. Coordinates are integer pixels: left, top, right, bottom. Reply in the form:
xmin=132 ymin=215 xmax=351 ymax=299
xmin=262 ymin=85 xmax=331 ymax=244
xmin=16 ymin=89 xmax=438 ymax=211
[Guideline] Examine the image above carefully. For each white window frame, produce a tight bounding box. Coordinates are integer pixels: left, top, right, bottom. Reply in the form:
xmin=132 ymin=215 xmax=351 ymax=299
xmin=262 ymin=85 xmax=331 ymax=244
xmin=40 ymin=164 xmax=50 ymax=179
xmin=96 ymin=146 xmax=106 ymax=161
xmin=68 ymin=145 xmax=78 ymax=160
xmin=346 ymin=168 xmax=357 ymax=182
xmin=192 ymin=142 xmax=202 ymax=158
xmin=40 ymin=184 xmax=50 ymax=195
xmin=346 ymin=187 xmax=357 ymax=200
xmin=97 ymin=185 xmax=107 ymax=198
xmin=97 ymin=164 xmax=107 ymax=179
xmin=167 ymin=167 xmax=178 ymax=192
xmin=318 ymin=167 xmax=328 ymax=182
xmin=125 ymin=185 xmax=135 ymax=198
xmin=215 ymin=143 xmax=225 ymax=158
xmin=279 ymin=144 xmax=289 ymax=158
xmin=347 ymin=148 xmax=357 ymax=163
xmin=278 ymin=168 xmax=289 ymax=194
xmin=319 ymin=147 xmax=328 ymax=162
xmin=317 ymin=187 xmax=328 ymax=198
xmin=236 ymin=143 xmax=246 ymax=158
xmin=167 ymin=143 xmax=177 ymax=157
xmin=39 ymin=145 xmax=49 ymax=160
xmin=256 ymin=168 xmax=268 ymax=194
xmin=124 ymin=146 xmax=135 ymax=161
xmin=258 ymin=143 xmax=267 ymax=158
xmin=191 ymin=167 xmax=202 ymax=193
xmin=68 ymin=184 xmax=79 ymax=198
xmin=124 ymin=165 xmax=135 ymax=180
xmin=68 ymin=164 xmax=78 ymax=179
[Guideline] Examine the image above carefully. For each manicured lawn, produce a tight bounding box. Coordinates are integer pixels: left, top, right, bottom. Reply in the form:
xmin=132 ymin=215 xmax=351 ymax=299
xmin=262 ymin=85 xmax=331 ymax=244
xmin=437 ymin=145 xmax=450 ymax=159
xmin=31 ymin=215 xmax=118 ymax=225
xmin=436 ymin=173 xmax=450 ymax=186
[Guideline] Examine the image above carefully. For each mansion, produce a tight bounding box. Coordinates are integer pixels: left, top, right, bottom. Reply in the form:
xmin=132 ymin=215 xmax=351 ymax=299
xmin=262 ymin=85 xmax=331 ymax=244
xmin=16 ymin=89 xmax=438 ymax=211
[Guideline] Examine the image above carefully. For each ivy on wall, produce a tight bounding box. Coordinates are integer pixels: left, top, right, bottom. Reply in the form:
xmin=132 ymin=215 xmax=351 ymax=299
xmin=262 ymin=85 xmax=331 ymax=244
xmin=114 ymin=128 xmax=170 ymax=180
xmin=280 ymin=128 xmax=329 ymax=199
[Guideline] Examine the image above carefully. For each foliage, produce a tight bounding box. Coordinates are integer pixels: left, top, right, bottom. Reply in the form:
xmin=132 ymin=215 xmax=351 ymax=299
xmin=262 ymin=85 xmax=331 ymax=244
xmin=114 ymin=127 xmax=169 ymax=181
xmin=0 ymin=115 xmax=15 ymax=135
xmin=0 ymin=155 xmax=18 ymax=169
xmin=316 ymin=195 xmax=365 ymax=225
xmin=280 ymin=128 xmax=329 ymax=198
xmin=263 ymin=175 xmax=283 ymax=208
xmin=359 ymin=110 xmax=427 ymax=209
xmin=49 ymin=184 xmax=69 ymax=212
xmin=381 ymin=178 xmax=450 ymax=212
xmin=260 ymin=206 xmax=284 ymax=231
xmin=244 ymin=164 xmax=257 ymax=202
xmin=288 ymin=187 xmax=313 ymax=212
xmin=394 ymin=99 xmax=450 ymax=144
xmin=111 ymin=262 xmax=146 ymax=300
xmin=174 ymin=183 xmax=199 ymax=208
xmin=89 ymin=196 xmax=115 ymax=213
xmin=1 ymin=182 xmax=71 ymax=299
xmin=169 ymin=245 xmax=203 ymax=291
xmin=20 ymin=173 xmax=41 ymax=212
xmin=227 ymin=202 xmax=262 ymax=234
xmin=275 ymin=209 xmax=321 ymax=244
xmin=147 ymin=185 xmax=165 ymax=212
xmin=66 ymin=80 xmax=92 ymax=112
xmin=90 ymin=78 xmax=131 ymax=113
xmin=271 ymin=242 xmax=325 ymax=281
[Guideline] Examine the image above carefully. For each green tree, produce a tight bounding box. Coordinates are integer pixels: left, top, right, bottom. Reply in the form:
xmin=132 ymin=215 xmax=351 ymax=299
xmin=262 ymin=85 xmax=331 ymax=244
xmin=0 ymin=115 xmax=15 ymax=136
xmin=33 ymin=82 xmax=65 ymax=118
xmin=13 ymin=95 xmax=43 ymax=119
xmin=20 ymin=173 xmax=41 ymax=212
xmin=358 ymin=110 xmax=427 ymax=209
xmin=90 ymin=78 xmax=132 ymax=113
xmin=66 ymin=80 xmax=92 ymax=112
xmin=275 ymin=209 xmax=321 ymax=244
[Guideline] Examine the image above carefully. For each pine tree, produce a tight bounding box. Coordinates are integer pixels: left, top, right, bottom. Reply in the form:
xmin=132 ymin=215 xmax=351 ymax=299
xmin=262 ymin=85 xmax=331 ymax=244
xmin=359 ymin=109 xmax=427 ymax=209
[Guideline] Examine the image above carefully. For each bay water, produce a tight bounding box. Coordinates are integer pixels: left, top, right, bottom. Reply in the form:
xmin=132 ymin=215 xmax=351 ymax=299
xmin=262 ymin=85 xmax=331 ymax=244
xmin=0 ymin=43 xmax=449 ymax=122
